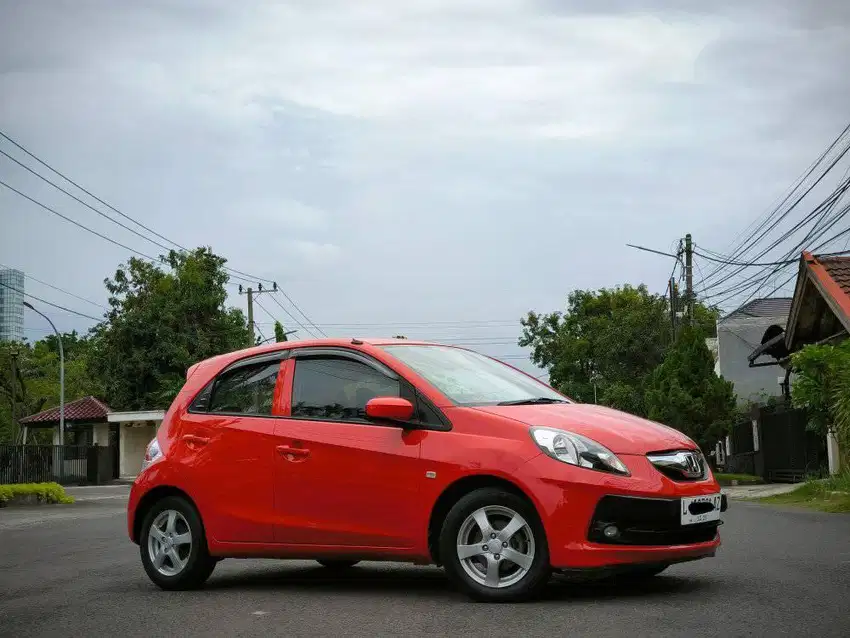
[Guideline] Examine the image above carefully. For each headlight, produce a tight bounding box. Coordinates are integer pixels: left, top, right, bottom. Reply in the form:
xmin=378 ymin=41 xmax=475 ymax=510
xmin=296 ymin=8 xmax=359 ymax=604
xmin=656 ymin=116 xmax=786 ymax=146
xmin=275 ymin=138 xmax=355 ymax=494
xmin=530 ymin=427 xmax=630 ymax=476
xmin=140 ymin=438 xmax=163 ymax=472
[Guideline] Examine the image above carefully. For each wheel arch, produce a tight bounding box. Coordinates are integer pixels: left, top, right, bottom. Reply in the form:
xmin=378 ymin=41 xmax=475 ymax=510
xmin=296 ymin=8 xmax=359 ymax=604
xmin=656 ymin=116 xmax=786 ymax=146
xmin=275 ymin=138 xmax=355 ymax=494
xmin=131 ymin=485 xmax=203 ymax=545
xmin=427 ymin=474 xmax=540 ymax=566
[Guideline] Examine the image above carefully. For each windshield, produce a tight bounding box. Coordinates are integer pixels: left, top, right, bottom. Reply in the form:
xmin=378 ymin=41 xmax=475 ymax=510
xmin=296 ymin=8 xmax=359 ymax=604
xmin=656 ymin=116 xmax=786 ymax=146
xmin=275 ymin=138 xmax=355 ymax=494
xmin=381 ymin=345 xmax=568 ymax=406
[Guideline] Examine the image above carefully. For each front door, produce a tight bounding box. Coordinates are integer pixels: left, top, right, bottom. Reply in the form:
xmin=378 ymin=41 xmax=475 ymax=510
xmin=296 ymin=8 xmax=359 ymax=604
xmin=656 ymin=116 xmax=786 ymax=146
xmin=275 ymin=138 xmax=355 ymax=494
xmin=273 ymin=353 xmax=424 ymax=548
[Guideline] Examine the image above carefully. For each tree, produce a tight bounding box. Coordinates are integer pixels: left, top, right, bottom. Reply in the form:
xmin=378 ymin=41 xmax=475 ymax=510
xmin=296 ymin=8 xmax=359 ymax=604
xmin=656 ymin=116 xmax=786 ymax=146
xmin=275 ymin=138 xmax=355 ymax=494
xmin=791 ymin=340 xmax=850 ymax=452
xmin=88 ymin=248 xmax=250 ymax=410
xmin=274 ymin=321 xmax=288 ymax=343
xmin=0 ymin=332 xmax=102 ymax=443
xmin=644 ymin=326 xmax=736 ymax=451
xmin=520 ymin=284 xmax=719 ymax=413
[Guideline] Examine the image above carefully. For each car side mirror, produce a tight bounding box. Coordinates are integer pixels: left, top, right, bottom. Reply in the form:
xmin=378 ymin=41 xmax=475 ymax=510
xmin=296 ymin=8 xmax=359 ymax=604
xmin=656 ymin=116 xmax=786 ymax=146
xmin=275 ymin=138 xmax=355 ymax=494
xmin=365 ymin=396 xmax=415 ymax=424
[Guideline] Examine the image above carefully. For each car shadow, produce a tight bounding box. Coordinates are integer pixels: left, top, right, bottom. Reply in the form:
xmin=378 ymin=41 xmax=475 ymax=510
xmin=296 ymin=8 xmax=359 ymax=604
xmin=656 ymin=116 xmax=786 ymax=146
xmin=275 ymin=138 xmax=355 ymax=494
xmin=198 ymin=563 xmax=716 ymax=602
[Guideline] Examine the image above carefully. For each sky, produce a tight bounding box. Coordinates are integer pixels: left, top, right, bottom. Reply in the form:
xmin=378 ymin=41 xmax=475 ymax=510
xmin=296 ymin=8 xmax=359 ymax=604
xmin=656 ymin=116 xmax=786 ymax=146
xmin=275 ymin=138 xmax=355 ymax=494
xmin=1 ymin=0 xmax=849 ymax=377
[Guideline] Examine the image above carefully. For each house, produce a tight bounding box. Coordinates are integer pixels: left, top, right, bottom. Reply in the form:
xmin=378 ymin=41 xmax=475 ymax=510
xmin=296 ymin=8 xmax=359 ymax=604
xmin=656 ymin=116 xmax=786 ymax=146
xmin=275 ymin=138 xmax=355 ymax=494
xmin=748 ymin=251 xmax=850 ymax=474
xmin=19 ymin=396 xmax=164 ymax=481
xmin=716 ymin=297 xmax=792 ymax=405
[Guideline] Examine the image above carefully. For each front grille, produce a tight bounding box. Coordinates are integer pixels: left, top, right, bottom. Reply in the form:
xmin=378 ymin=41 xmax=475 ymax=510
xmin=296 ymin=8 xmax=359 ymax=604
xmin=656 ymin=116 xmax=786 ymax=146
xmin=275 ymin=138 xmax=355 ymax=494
xmin=588 ymin=495 xmax=720 ymax=546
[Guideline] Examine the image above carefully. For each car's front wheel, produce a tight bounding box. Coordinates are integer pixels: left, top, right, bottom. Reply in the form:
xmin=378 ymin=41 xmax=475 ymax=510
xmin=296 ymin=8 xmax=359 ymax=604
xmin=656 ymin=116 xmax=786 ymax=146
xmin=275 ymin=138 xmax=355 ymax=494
xmin=139 ymin=495 xmax=216 ymax=590
xmin=440 ymin=488 xmax=550 ymax=602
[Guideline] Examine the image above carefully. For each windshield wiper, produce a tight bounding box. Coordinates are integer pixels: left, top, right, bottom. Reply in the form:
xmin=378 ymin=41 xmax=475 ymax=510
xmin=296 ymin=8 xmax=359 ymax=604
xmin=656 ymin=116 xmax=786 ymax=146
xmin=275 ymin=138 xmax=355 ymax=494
xmin=496 ymin=397 xmax=569 ymax=406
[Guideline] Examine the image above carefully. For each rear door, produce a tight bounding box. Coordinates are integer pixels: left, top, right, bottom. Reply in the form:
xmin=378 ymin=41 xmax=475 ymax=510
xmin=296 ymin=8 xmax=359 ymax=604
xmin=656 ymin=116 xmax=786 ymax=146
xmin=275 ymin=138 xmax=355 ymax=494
xmin=272 ymin=349 xmax=432 ymax=548
xmin=178 ymin=352 xmax=285 ymax=543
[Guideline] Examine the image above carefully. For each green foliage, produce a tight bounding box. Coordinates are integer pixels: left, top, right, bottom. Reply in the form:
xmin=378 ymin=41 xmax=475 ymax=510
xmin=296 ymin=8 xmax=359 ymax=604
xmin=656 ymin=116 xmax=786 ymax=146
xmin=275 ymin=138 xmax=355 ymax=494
xmin=0 ymin=334 xmax=102 ymax=444
xmin=520 ymin=284 xmax=719 ymax=413
xmin=88 ymin=248 xmax=250 ymax=411
xmin=274 ymin=321 xmax=288 ymax=343
xmin=790 ymin=339 xmax=850 ymax=450
xmin=644 ymin=326 xmax=736 ymax=450
xmin=0 ymin=482 xmax=74 ymax=506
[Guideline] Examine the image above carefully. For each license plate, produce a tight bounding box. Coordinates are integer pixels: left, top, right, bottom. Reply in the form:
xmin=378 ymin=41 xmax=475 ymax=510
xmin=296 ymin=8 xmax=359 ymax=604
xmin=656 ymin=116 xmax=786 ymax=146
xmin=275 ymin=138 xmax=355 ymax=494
xmin=680 ymin=493 xmax=722 ymax=526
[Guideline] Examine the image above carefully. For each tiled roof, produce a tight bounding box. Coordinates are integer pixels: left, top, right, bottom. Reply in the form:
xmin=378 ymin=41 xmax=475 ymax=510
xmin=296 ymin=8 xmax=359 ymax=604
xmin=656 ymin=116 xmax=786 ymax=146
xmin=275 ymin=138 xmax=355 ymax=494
xmin=721 ymin=297 xmax=793 ymax=322
xmin=819 ymin=256 xmax=850 ymax=300
xmin=20 ymin=396 xmax=111 ymax=425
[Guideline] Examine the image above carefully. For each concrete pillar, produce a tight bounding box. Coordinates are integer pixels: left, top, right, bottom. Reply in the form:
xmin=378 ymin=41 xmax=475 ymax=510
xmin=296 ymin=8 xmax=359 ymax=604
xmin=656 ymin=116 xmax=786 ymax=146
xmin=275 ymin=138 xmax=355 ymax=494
xmin=827 ymin=431 xmax=842 ymax=475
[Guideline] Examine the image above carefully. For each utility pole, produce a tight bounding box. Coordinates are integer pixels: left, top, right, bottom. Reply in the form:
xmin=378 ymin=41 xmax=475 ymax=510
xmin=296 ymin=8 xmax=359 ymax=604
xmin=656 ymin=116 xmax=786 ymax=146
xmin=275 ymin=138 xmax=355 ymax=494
xmin=239 ymin=282 xmax=279 ymax=346
xmin=668 ymin=277 xmax=677 ymax=340
xmin=23 ymin=302 xmax=64 ymax=446
xmin=684 ymin=233 xmax=694 ymax=325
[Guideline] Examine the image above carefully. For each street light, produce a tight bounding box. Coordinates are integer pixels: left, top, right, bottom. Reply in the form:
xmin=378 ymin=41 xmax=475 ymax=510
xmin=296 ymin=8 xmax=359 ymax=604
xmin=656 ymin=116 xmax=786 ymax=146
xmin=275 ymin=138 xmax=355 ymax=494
xmin=23 ymin=301 xmax=64 ymax=446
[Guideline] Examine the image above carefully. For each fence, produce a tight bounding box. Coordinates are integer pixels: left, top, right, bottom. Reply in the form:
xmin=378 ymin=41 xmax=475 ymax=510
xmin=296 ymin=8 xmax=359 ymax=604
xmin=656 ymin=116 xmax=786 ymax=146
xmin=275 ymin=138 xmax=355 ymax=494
xmin=0 ymin=445 xmax=115 ymax=485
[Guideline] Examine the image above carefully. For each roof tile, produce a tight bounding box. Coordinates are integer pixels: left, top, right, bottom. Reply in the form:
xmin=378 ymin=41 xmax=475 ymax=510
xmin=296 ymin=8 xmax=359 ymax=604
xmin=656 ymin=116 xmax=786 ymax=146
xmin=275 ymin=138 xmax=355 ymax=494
xmin=19 ymin=396 xmax=112 ymax=425
xmin=819 ymin=256 xmax=850 ymax=299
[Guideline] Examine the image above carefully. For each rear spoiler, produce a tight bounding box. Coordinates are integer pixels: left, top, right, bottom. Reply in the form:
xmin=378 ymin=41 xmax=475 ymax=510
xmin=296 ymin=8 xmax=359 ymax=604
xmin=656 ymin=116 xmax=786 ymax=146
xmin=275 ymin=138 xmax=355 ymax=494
xmin=186 ymin=362 xmax=202 ymax=379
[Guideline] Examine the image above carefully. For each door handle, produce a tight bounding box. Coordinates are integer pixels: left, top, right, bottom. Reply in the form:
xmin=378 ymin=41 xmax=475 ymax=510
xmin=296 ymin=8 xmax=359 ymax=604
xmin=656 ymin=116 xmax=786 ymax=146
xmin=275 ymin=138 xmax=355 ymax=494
xmin=182 ymin=434 xmax=210 ymax=446
xmin=276 ymin=445 xmax=310 ymax=460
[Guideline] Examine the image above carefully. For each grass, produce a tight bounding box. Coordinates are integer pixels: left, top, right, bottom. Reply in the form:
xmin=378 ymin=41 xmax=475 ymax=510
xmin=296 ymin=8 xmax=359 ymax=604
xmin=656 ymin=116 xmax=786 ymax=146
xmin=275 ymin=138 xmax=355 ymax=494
xmin=759 ymin=473 xmax=850 ymax=513
xmin=714 ymin=473 xmax=764 ymax=485
xmin=0 ymin=482 xmax=75 ymax=506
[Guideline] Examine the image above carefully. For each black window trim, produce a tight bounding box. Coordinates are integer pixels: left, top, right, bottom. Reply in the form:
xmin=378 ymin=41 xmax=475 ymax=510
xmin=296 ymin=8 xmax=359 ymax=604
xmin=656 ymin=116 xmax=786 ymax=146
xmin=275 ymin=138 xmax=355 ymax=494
xmin=188 ymin=349 xmax=290 ymax=415
xmin=188 ymin=345 xmax=452 ymax=431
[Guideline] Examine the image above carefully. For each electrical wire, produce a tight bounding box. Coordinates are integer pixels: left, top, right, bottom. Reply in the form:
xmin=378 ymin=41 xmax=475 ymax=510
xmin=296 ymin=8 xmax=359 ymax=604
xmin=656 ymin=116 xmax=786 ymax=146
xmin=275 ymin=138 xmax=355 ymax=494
xmin=0 ymin=262 xmax=108 ymax=311
xmin=0 ymin=279 xmax=103 ymax=322
xmin=0 ymin=130 xmax=273 ymax=286
xmin=266 ymin=294 xmax=322 ymax=339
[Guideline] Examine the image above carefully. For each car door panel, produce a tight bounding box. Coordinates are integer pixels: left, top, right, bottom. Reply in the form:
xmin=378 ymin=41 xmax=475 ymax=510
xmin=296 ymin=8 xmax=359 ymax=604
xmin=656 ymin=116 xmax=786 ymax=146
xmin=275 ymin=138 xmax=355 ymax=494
xmin=272 ymin=354 xmax=425 ymax=547
xmin=176 ymin=357 xmax=284 ymax=544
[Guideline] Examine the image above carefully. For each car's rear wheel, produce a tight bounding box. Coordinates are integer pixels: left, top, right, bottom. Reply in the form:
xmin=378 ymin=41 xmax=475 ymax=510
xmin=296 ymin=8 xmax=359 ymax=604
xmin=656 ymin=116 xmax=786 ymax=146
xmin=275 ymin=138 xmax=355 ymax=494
xmin=316 ymin=559 xmax=360 ymax=569
xmin=440 ymin=488 xmax=550 ymax=602
xmin=139 ymin=495 xmax=216 ymax=590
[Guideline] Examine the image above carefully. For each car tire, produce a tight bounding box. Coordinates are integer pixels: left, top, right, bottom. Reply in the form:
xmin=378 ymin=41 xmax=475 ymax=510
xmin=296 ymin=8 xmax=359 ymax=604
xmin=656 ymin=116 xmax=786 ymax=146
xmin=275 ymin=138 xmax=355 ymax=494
xmin=439 ymin=487 xmax=550 ymax=602
xmin=139 ymin=495 xmax=216 ymax=590
xmin=316 ymin=559 xmax=360 ymax=569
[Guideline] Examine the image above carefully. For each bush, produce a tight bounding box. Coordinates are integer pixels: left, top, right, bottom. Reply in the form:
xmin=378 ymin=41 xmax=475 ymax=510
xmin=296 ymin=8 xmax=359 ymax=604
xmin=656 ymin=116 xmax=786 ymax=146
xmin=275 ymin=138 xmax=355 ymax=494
xmin=0 ymin=482 xmax=75 ymax=506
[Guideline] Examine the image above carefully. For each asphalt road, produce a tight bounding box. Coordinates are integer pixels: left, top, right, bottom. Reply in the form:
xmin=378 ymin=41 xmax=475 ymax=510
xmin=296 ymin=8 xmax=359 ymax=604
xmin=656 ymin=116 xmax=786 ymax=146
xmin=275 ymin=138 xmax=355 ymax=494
xmin=1 ymin=486 xmax=849 ymax=638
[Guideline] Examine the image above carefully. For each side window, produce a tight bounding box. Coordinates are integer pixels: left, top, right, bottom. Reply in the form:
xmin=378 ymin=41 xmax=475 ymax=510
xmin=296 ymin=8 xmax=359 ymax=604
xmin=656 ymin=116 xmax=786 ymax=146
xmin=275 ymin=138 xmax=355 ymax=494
xmin=292 ymin=357 xmax=400 ymax=421
xmin=208 ymin=361 xmax=280 ymax=415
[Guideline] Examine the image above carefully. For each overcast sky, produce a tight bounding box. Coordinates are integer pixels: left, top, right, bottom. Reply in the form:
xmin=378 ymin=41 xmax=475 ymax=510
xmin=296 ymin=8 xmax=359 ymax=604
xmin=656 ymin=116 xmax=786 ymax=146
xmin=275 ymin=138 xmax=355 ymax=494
xmin=1 ymin=0 xmax=849 ymax=376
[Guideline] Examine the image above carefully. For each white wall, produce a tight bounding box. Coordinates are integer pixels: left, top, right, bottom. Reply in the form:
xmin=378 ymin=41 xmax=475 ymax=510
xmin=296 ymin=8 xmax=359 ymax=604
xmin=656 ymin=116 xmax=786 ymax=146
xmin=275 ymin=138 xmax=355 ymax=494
xmin=717 ymin=315 xmax=788 ymax=405
xmin=120 ymin=423 xmax=158 ymax=478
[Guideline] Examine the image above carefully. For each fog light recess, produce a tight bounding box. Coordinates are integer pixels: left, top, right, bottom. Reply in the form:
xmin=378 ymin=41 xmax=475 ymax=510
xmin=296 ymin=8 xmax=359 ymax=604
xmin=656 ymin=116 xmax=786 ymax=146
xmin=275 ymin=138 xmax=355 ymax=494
xmin=603 ymin=525 xmax=620 ymax=539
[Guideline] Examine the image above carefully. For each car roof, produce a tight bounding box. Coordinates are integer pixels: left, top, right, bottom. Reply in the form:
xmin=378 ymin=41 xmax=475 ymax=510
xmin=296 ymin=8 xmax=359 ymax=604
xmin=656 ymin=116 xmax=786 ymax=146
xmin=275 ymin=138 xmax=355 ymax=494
xmin=187 ymin=337 xmax=450 ymax=378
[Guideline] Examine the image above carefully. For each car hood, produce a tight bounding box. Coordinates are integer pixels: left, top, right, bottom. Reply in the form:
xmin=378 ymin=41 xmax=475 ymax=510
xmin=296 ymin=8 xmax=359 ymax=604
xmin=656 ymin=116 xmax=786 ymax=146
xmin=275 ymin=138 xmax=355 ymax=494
xmin=472 ymin=403 xmax=696 ymax=454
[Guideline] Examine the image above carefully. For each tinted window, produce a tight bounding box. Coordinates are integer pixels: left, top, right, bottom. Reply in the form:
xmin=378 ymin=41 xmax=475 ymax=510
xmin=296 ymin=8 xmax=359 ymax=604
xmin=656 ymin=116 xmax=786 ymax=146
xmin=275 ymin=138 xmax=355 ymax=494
xmin=292 ymin=357 xmax=400 ymax=421
xmin=208 ymin=361 xmax=280 ymax=415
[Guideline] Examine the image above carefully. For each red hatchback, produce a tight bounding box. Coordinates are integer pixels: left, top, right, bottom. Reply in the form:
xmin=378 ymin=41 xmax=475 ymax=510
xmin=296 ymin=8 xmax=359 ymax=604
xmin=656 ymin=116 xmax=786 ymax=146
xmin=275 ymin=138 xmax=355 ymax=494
xmin=127 ymin=338 xmax=726 ymax=602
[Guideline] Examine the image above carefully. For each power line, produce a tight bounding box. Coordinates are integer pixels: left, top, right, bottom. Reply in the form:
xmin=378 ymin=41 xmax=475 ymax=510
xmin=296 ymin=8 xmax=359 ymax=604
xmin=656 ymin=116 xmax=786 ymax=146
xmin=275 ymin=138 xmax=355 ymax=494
xmin=0 ymin=130 xmax=272 ymax=286
xmin=0 ymin=179 xmax=161 ymax=262
xmin=0 ymin=263 xmax=108 ymax=311
xmin=0 ymin=280 xmax=102 ymax=322
xmin=267 ymin=293 xmax=322 ymax=339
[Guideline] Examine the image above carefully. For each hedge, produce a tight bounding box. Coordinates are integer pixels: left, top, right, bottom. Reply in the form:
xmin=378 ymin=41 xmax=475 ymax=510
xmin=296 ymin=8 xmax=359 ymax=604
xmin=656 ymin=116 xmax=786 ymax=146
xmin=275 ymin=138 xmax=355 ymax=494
xmin=0 ymin=482 xmax=75 ymax=506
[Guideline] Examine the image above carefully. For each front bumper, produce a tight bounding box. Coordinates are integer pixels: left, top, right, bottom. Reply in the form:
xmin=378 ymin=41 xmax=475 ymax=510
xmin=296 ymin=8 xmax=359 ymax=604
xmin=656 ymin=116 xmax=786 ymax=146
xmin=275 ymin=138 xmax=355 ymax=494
xmin=516 ymin=453 xmax=726 ymax=569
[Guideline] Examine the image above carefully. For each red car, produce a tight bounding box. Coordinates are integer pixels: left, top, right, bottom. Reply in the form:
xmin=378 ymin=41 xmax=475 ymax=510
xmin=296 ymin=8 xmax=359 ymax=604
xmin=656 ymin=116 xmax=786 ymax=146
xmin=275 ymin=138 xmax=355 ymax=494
xmin=127 ymin=338 xmax=726 ymax=602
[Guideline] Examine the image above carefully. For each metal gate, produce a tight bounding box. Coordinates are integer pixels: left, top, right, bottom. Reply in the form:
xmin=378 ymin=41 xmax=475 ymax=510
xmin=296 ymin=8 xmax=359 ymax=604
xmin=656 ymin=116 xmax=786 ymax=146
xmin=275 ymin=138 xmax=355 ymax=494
xmin=760 ymin=406 xmax=826 ymax=482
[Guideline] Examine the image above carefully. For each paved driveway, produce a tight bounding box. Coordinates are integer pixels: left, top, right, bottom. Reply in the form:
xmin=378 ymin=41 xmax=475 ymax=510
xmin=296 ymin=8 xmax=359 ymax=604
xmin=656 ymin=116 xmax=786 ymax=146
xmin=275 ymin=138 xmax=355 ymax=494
xmin=1 ymin=487 xmax=849 ymax=638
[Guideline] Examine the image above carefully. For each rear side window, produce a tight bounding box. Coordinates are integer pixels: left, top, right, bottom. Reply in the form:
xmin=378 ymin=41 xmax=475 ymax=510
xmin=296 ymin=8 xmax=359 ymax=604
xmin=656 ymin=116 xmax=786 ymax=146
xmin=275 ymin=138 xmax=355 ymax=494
xmin=208 ymin=361 xmax=280 ymax=415
xmin=292 ymin=357 xmax=400 ymax=421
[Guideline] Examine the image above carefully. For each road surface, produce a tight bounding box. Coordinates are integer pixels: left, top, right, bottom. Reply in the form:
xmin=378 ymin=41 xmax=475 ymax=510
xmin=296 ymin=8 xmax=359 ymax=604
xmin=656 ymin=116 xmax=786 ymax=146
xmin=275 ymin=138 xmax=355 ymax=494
xmin=1 ymin=485 xmax=849 ymax=637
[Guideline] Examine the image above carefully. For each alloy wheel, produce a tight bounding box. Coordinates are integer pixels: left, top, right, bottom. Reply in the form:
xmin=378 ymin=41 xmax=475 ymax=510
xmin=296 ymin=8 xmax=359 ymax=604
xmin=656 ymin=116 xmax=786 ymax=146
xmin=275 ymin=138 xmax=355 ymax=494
xmin=455 ymin=505 xmax=535 ymax=588
xmin=147 ymin=509 xmax=193 ymax=577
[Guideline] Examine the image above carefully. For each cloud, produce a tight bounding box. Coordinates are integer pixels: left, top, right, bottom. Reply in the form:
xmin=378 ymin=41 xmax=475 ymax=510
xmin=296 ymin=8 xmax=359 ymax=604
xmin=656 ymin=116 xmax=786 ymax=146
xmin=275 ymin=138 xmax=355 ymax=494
xmin=2 ymin=0 xmax=849 ymax=375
